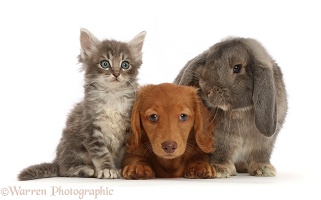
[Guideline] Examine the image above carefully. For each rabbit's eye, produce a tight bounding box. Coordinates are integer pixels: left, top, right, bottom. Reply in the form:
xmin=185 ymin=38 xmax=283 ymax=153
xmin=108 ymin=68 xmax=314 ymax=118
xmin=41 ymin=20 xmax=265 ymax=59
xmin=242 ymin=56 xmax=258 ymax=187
xmin=233 ymin=64 xmax=242 ymax=73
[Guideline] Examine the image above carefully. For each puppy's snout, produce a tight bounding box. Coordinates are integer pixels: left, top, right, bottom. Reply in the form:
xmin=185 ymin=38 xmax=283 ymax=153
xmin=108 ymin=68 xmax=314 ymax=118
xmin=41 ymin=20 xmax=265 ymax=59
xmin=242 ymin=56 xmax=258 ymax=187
xmin=161 ymin=141 xmax=178 ymax=153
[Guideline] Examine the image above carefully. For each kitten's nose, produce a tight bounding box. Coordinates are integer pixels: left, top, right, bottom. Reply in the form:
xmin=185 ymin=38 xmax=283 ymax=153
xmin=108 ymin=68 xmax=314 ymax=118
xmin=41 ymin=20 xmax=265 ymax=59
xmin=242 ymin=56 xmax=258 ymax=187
xmin=113 ymin=73 xmax=120 ymax=78
xmin=161 ymin=141 xmax=177 ymax=153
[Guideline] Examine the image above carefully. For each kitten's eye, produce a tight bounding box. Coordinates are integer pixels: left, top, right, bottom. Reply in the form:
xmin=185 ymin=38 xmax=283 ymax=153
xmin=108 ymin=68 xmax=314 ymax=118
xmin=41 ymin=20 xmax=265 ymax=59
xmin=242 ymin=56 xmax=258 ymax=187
xmin=233 ymin=64 xmax=242 ymax=73
xmin=149 ymin=114 xmax=158 ymax=122
xmin=100 ymin=60 xmax=110 ymax=69
xmin=179 ymin=114 xmax=188 ymax=122
xmin=121 ymin=61 xmax=130 ymax=69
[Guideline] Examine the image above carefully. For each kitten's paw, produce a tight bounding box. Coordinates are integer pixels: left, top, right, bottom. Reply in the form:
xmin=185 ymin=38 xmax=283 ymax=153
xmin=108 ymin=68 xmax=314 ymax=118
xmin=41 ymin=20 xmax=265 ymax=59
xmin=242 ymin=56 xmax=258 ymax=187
xmin=213 ymin=163 xmax=237 ymax=178
xmin=122 ymin=164 xmax=155 ymax=180
xmin=249 ymin=163 xmax=276 ymax=177
xmin=97 ymin=168 xmax=120 ymax=179
xmin=78 ymin=168 xmax=95 ymax=177
xmin=184 ymin=161 xmax=216 ymax=179
xmin=65 ymin=166 xmax=94 ymax=178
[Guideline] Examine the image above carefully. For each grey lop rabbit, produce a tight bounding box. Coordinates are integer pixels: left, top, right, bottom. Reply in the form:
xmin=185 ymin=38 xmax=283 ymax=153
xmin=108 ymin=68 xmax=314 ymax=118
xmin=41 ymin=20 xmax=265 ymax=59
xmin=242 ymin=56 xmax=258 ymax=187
xmin=174 ymin=37 xmax=288 ymax=177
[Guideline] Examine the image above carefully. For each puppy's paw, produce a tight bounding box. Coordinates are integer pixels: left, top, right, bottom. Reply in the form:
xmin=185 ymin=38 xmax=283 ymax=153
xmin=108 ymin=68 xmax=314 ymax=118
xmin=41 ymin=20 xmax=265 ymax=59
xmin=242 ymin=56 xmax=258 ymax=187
xmin=122 ymin=164 xmax=155 ymax=180
xmin=213 ymin=163 xmax=237 ymax=178
xmin=249 ymin=162 xmax=276 ymax=177
xmin=97 ymin=168 xmax=120 ymax=179
xmin=184 ymin=161 xmax=216 ymax=179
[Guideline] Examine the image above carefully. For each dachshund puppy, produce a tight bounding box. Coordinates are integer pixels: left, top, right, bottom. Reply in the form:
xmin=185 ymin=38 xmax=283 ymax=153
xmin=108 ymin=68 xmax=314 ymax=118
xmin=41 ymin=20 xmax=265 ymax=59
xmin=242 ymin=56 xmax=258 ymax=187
xmin=122 ymin=83 xmax=216 ymax=179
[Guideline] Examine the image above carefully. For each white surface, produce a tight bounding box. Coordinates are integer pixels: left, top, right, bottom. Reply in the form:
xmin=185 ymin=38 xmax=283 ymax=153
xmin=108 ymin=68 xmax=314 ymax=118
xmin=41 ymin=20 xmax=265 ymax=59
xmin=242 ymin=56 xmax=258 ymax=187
xmin=0 ymin=0 xmax=320 ymax=199
xmin=1 ymin=173 xmax=319 ymax=200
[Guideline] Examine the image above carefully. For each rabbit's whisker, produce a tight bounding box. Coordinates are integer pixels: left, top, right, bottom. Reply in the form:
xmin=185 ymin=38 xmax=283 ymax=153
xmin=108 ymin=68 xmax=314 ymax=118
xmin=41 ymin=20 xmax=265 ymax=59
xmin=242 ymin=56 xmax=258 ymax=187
xmin=237 ymin=120 xmax=241 ymax=137
xmin=177 ymin=57 xmax=203 ymax=85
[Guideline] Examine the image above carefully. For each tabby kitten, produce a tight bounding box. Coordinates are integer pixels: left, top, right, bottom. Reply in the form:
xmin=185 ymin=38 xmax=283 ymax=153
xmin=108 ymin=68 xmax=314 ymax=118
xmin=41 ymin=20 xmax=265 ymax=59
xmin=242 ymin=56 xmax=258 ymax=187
xmin=18 ymin=28 xmax=146 ymax=180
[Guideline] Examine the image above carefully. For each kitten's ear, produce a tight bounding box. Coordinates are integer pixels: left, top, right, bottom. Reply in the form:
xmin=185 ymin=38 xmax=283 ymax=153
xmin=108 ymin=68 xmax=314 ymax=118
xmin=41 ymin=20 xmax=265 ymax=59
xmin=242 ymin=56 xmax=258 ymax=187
xmin=128 ymin=31 xmax=146 ymax=61
xmin=80 ymin=28 xmax=100 ymax=59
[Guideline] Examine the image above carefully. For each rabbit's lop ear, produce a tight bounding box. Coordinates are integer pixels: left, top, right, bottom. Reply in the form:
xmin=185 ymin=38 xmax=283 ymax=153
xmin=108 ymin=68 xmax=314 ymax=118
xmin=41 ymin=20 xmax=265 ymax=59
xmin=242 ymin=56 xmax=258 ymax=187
xmin=174 ymin=51 xmax=208 ymax=86
xmin=253 ymin=65 xmax=277 ymax=137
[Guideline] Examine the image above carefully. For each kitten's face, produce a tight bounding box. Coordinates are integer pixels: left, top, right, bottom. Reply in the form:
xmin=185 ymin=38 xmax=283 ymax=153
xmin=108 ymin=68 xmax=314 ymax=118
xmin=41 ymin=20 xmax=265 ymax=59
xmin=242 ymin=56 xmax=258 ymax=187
xmin=79 ymin=29 xmax=146 ymax=89
xmin=84 ymin=40 xmax=139 ymax=89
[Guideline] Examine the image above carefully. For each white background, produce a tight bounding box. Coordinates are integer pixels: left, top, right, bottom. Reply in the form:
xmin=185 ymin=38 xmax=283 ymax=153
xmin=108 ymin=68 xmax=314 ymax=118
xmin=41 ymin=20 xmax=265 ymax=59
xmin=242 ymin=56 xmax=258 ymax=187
xmin=0 ymin=0 xmax=320 ymax=199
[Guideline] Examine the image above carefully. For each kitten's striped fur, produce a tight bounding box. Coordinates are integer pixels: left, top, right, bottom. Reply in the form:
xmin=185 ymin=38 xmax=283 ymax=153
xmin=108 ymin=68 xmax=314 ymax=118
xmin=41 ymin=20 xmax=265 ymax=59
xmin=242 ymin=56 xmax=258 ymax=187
xmin=18 ymin=29 xmax=146 ymax=180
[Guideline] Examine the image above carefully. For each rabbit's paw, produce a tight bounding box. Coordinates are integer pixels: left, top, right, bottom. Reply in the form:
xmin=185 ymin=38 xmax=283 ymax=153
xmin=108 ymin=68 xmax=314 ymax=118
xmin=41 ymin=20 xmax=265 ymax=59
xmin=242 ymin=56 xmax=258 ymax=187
xmin=249 ymin=163 xmax=276 ymax=177
xmin=213 ymin=163 xmax=237 ymax=178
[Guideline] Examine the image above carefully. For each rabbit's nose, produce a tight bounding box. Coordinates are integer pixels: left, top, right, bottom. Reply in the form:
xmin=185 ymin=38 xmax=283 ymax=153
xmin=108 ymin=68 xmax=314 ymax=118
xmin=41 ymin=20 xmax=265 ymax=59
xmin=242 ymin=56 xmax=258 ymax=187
xmin=206 ymin=90 xmax=214 ymax=97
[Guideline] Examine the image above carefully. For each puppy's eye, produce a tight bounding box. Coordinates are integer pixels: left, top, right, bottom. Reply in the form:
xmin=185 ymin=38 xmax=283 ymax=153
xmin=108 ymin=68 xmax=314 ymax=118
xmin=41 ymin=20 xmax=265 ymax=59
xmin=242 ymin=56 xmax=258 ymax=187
xmin=233 ymin=64 xmax=242 ymax=73
xmin=149 ymin=114 xmax=158 ymax=122
xmin=179 ymin=114 xmax=188 ymax=122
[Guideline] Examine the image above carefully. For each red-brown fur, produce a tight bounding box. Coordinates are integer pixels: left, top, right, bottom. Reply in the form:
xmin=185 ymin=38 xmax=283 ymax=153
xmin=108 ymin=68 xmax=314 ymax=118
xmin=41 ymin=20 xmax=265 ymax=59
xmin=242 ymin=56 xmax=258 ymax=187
xmin=122 ymin=83 xmax=216 ymax=179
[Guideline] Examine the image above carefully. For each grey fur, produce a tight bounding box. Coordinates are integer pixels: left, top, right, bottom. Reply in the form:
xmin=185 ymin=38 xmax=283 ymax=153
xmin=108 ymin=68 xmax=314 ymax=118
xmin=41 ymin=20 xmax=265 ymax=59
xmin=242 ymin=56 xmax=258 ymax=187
xmin=174 ymin=37 xmax=287 ymax=177
xmin=18 ymin=29 xmax=146 ymax=180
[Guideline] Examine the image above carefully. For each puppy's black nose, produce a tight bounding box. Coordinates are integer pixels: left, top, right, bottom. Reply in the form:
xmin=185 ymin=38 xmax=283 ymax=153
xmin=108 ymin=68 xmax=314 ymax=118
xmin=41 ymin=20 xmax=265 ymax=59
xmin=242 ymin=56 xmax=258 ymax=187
xmin=161 ymin=141 xmax=178 ymax=153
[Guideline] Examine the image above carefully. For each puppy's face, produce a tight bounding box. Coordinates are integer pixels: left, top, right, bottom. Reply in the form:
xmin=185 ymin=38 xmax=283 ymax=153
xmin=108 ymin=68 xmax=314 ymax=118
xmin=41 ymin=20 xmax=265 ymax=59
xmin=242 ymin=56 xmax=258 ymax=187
xmin=139 ymin=84 xmax=197 ymax=159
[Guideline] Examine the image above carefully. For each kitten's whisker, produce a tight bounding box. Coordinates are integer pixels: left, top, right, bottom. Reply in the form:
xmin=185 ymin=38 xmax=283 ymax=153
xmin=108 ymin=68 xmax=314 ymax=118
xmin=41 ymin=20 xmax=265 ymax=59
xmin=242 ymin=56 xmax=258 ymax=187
xmin=125 ymin=79 xmax=138 ymax=95
xmin=84 ymin=81 xmax=99 ymax=89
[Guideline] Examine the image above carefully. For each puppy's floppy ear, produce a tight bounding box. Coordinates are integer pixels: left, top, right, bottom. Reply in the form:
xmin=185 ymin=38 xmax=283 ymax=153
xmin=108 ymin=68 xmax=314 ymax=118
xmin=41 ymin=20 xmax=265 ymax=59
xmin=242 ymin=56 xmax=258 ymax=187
xmin=193 ymin=91 xmax=215 ymax=153
xmin=252 ymin=65 xmax=277 ymax=137
xmin=174 ymin=51 xmax=208 ymax=86
xmin=126 ymin=96 xmax=142 ymax=153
